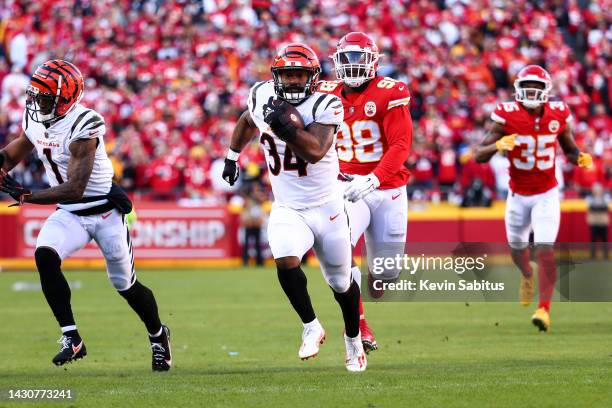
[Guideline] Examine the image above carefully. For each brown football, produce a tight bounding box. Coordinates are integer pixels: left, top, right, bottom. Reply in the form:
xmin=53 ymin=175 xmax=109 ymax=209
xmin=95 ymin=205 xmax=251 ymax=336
xmin=275 ymin=99 xmax=305 ymax=129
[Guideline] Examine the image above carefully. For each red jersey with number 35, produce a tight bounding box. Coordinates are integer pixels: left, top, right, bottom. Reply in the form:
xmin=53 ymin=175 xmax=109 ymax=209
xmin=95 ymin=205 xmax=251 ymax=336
xmin=318 ymin=76 xmax=413 ymax=189
xmin=490 ymin=101 xmax=573 ymax=196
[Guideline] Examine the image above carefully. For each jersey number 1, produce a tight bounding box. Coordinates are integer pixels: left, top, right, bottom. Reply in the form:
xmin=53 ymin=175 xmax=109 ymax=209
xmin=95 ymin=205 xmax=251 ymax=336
xmin=43 ymin=148 xmax=64 ymax=183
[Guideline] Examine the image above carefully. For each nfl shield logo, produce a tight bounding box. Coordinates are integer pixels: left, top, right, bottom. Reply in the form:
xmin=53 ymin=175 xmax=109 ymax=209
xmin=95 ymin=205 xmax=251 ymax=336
xmin=44 ymin=132 xmax=49 ymax=138
xmin=549 ymin=120 xmax=560 ymax=133
xmin=364 ymin=101 xmax=376 ymax=117
xmin=349 ymin=106 xmax=355 ymax=114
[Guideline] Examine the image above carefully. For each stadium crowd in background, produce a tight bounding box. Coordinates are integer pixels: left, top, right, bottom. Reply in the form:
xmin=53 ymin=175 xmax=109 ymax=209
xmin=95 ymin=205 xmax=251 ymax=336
xmin=0 ymin=0 xmax=610 ymax=204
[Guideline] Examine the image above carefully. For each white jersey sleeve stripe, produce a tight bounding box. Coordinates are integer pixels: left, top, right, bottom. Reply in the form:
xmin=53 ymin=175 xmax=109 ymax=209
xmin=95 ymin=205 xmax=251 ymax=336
xmin=387 ymin=96 xmax=411 ymax=109
xmin=490 ymin=111 xmax=506 ymax=125
xmin=324 ymin=96 xmax=342 ymax=111
xmin=248 ymin=81 xmax=267 ymax=114
xmin=70 ymin=109 xmax=92 ymax=136
xmin=78 ymin=115 xmax=104 ymax=133
xmin=311 ymin=94 xmax=330 ymax=119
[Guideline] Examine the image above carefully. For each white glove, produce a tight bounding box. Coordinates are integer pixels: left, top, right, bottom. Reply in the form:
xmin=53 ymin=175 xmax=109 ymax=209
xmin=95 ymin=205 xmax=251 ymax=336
xmin=344 ymin=173 xmax=380 ymax=202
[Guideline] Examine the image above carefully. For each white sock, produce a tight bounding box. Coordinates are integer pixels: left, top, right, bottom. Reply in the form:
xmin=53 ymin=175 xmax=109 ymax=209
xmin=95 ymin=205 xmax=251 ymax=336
xmin=303 ymin=317 xmax=321 ymax=330
xmin=61 ymin=325 xmax=77 ymax=334
xmin=149 ymin=327 xmax=163 ymax=338
xmin=351 ymin=266 xmax=362 ymax=289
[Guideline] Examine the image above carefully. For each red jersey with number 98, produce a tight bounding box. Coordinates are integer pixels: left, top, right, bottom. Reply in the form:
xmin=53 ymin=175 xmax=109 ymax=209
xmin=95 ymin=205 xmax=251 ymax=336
xmin=490 ymin=100 xmax=573 ymax=196
xmin=318 ymin=76 xmax=413 ymax=189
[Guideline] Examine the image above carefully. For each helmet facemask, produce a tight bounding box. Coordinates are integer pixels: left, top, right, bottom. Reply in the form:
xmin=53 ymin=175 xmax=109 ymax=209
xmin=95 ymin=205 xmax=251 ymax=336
xmin=25 ymin=84 xmax=60 ymax=124
xmin=272 ymin=67 xmax=320 ymax=105
xmin=332 ymin=49 xmax=378 ymax=87
xmin=514 ymin=79 xmax=551 ymax=109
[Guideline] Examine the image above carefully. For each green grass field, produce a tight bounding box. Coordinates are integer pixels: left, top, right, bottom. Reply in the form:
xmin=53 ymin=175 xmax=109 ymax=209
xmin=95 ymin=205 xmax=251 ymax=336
xmin=1 ymin=267 xmax=612 ymax=407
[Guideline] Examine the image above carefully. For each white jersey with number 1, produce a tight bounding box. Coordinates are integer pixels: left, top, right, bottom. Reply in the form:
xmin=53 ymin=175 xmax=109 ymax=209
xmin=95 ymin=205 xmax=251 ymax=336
xmin=248 ymin=80 xmax=344 ymax=210
xmin=22 ymin=104 xmax=114 ymax=212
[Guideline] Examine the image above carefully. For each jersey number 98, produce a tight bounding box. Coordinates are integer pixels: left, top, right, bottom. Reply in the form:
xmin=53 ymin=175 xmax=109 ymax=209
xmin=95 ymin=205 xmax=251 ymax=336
xmin=336 ymin=120 xmax=383 ymax=163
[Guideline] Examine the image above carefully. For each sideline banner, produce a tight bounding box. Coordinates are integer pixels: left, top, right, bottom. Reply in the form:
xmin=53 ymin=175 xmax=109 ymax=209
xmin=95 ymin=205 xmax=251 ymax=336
xmin=16 ymin=203 xmax=240 ymax=260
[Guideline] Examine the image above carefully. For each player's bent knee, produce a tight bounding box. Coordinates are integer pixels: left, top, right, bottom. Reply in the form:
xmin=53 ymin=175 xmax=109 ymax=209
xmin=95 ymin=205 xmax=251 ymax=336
xmin=508 ymin=239 xmax=529 ymax=250
xmin=327 ymin=274 xmax=351 ymax=293
xmin=534 ymin=243 xmax=554 ymax=252
xmin=110 ymin=274 xmax=132 ymax=291
xmin=275 ymin=256 xmax=301 ymax=270
xmin=34 ymin=247 xmax=61 ymax=270
xmin=379 ymin=268 xmax=401 ymax=281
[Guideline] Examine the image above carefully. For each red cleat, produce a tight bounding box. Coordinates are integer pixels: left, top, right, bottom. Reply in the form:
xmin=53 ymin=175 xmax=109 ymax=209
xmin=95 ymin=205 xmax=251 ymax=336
xmin=360 ymin=318 xmax=378 ymax=354
xmin=367 ymin=272 xmax=385 ymax=299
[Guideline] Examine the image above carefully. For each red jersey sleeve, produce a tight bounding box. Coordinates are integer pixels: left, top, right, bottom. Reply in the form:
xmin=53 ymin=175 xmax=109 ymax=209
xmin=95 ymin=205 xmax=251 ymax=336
xmin=372 ymin=84 xmax=413 ymax=184
xmin=490 ymin=101 xmax=519 ymax=126
xmin=548 ymin=101 xmax=573 ymax=131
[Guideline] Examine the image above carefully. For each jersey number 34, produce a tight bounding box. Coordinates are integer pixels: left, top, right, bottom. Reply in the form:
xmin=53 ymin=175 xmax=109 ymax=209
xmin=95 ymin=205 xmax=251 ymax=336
xmin=260 ymin=133 xmax=308 ymax=177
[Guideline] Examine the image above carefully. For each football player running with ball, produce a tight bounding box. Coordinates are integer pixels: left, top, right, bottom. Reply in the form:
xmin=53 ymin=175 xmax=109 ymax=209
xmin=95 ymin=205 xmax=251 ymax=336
xmin=476 ymin=65 xmax=593 ymax=331
xmin=0 ymin=60 xmax=172 ymax=370
xmin=319 ymin=32 xmax=413 ymax=352
xmin=222 ymin=44 xmax=366 ymax=371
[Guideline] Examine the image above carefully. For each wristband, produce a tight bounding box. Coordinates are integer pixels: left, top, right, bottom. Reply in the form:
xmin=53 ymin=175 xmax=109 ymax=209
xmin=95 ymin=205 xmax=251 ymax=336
xmin=226 ymin=149 xmax=240 ymax=161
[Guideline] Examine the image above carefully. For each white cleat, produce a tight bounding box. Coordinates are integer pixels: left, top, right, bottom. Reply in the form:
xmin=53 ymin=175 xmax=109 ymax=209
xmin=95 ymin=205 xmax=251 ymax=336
xmin=299 ymin=324 xmax=326 ymax=360
xmin=344 ymin=333 xmax=367 ymax=372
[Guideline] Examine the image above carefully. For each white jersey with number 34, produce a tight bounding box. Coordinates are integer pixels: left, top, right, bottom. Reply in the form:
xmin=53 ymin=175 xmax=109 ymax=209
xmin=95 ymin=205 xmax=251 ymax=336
xmin=248 ymin=81 xmax=344 ymax=209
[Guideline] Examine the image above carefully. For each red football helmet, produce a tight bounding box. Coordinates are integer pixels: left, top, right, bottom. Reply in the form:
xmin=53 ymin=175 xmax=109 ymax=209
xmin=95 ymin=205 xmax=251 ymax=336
xmin=26 ymin=59 xmax=84 ymax=124
xmin=271 ymin=43 xmax=321 ymax=104
xmin=514 ymin=65 xmax=552 ymax=108
xmin=332 ymin=32 xmax=380 ymax=87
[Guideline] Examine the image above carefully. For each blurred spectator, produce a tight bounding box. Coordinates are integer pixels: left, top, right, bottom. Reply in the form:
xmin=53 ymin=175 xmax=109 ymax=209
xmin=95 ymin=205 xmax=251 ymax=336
xmin=490 ymin=153 xmax=510 ymax=199
xmin=461 ymin=178 xmax=493 ymax=208
xmin=0 ymin=0 xmax=609 ymax=203
xmin=240 ymin=182 xmax=266 ymax=267
xmin=586 ymin=183 xmax=610 ymax=259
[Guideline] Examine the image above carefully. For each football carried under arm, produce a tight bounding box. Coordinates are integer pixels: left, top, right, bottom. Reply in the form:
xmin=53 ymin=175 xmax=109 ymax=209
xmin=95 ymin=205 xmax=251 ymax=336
xmin=475 ymin=122 xmax=511 ymax=163
xmin=16 ymin=138 xmax=96 ymax=205
xmin=557 ymin=123 xmax=593 ymax=168
xmin=263 ymin=96 xmax=334 ymax=164
xmin=223 ymin=110 xmax=258 ymax=186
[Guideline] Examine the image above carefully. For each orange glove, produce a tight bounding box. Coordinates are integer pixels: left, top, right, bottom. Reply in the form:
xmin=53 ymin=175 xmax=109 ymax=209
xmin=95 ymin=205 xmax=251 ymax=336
xmin=495 ymin=134 xmax=517 ymax=151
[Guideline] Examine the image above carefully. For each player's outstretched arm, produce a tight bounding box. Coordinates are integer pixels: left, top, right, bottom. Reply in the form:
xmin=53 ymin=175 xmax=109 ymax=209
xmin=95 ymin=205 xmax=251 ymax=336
xmin=0 ymin=131 xmax=34 ymax=172
xmin=286 ymin=122 xmax=335 ymax=164
xmin=229 ymin=110 xmax=258 ymax=153
xmin=222 ymin=110 xmax=258 ymax=186
xmin=25 ymin=138 xmax=97 ymax=204
xmin=557 ymin=123 xmax=592 ymax=168
xmin=475 ymin=122 xmax=509 ymax=163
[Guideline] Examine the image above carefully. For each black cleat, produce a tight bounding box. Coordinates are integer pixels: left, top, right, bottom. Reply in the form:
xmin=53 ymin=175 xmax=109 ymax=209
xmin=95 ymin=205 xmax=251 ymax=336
xmin=151 ymin=325 xmax=172 ymax=372
xmin=52 ymin=335 xmax=87 ymax=366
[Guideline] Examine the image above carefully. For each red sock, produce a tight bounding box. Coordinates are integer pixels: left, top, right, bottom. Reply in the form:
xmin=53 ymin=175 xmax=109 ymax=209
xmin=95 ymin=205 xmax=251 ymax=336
xmin=358 ymin=296 xmax=364 ymax=320
xmin=511 ymin=248 xmax=533 ymax=277
xmin=537 ymin=249 xmax=556 ymax=312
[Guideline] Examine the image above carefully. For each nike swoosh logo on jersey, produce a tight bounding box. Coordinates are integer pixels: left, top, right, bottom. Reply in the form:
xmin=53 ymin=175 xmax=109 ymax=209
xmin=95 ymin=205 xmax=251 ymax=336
xmin=399 ymin=86 xmax=405 ymax=91
xmin=329 ymin=213 xmax=340 ymax=221
xmin=391 ymin=193 xmax=401 ymax=200
xmin=101 ymin=212 xmax=112 ymax=219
